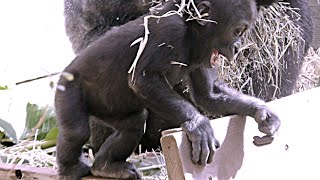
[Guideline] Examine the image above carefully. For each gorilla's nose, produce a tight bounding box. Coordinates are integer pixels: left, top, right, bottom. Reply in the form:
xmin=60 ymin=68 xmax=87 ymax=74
xmin=233 ymin=41 xmax=241 ymax=55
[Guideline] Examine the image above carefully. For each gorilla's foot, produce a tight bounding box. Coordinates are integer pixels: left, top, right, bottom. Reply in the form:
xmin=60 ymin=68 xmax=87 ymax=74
xmin=58 ymin=161 xmax=90 ymax=180
xmin=91 ymin=161 xmax=141 ymax=179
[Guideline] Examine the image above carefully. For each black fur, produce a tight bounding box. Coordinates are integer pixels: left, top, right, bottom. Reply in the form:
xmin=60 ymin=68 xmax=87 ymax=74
xmin=56 ymin=0 xmax=280 ymax=179
xmin=64 ymin=0 xmax=151 ymax=54
xmin=255 ymin=0 xmax=278 ymax=7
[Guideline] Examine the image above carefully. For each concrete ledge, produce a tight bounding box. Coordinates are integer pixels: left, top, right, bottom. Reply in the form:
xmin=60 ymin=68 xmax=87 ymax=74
xmin=161 ymin=87 xmax=320 ymax=180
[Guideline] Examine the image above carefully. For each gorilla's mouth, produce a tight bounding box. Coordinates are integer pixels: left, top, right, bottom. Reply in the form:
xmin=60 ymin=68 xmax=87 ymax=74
xmin=210 ymin=49 xmax=220 ymax=67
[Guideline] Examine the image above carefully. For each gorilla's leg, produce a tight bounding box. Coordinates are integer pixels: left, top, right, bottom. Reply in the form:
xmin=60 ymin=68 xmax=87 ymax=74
xmin=91 ymin=110 xmax=147 ymax=179
xmin=89 ymin=116 xmax=114 ymax=154
xmin=55 ymin=86 xmax=91 ymax=180
xmin=140 ymin=111 xmax=167 ymax=152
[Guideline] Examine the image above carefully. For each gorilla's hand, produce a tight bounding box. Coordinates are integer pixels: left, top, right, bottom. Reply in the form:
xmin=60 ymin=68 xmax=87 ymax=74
xmin=253 ymin=105 xmax=281 ymax=146
xmin=181 ymin=116 xmax=220 ymax=165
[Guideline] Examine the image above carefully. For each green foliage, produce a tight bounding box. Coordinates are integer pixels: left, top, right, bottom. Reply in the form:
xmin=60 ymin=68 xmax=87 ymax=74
xmin=0 ymin=85 xmax=8 ymax=90
xmin=0 ymin=132 xmax=4 ymax=139
xmin=0 ymin=118 xmax=18 ymax=143
xmin=20 ymin=103 xmax=57 ymax=140
xmin=45 ymin=127 xmax=59 ymax=141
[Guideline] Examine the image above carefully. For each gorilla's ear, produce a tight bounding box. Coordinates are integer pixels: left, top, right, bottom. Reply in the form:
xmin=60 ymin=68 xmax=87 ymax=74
xmin=255 ymin=0 xmax=278 ymax=7
xmin=196 ymin=1 xmax=211 ymax=26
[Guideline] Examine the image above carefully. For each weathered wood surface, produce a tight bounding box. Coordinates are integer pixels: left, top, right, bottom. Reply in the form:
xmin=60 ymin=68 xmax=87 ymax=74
xmin=0 ymin=163 xmax=114 ymax=180
xmin=0 ymin=163 xmax=57 ymax=180
xmin=161 ymin=87 xmax=320 ymax=180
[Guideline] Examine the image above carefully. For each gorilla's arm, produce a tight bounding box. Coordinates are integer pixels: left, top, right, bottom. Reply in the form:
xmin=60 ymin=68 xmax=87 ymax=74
xmin=130 ymin=71 xmax=218 ymax=165
xmin=189 ymin=67 xmax=280 ymax=137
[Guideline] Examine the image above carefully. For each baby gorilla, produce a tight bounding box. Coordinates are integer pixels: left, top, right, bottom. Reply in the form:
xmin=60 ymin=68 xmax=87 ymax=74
xmin=55 ymin=0 xmax=280 ymax=179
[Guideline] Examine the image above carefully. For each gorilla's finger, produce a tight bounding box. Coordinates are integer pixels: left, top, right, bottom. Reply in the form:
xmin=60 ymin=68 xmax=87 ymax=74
xmin=199 ymin=136 xmax=209 ymax=166
xmin=191 ymin=139 xmax=201 ymax=164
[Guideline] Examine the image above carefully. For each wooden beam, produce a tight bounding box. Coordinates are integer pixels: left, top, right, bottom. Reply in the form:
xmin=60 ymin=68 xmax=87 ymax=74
xmin=0 ymin=163 xmax=57 ymax=180
xmin=0 ymin=163 xmax=115 ymax=180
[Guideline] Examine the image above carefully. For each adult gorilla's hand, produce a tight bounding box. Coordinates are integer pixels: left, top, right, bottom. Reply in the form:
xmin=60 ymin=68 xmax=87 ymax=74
xmin=181 ymin=116 xmax=220 ymax=165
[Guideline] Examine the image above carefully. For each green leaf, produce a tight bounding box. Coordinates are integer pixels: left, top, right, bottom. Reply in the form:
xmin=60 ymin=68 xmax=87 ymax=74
xmin=0 ymin=118 xmax=18 ymax=143
xmin=0 ymin=85 xmax=8 ymax=90
xmin=25 ymin=139 xmax=57 ymax=150
xmin=20 ymin=103 xmax=57 ymax=140
xmin=45 ymin=127 xmax=59 ymax=141
xmin=0 ymin=132 xmax=4 ymax=139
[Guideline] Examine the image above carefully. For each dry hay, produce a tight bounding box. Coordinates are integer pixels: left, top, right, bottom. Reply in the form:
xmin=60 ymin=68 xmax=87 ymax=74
xmin=219 ymin=2 xmax=319 ymax=99
xmin=295 ymin=47 xmax=320 ymax=92
xmin=0 ymin=140 xmax=56 ymax=168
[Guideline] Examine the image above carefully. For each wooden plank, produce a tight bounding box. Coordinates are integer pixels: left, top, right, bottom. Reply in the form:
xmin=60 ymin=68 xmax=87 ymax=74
xmin=161 ymin=134 xmax=185 ymax=180
xmin=161 ymin=87 xmax=320 ymax=180
xmin=0 ymin=163 xmax=57 ymax=180
xmin=0 ymin=163 xmax=115 ymax=180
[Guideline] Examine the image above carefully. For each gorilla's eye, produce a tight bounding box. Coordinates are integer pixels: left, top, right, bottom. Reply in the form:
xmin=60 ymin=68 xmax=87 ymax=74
xmin=234 ymin=26 xmax=247 ymax=37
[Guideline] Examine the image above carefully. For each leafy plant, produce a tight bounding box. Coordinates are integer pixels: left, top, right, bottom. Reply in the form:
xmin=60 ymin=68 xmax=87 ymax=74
xmin=20 ymin=103 xmax=57 ymax=141
xmin=0 ymin=85 xmax=8 ymax=90
xmin=0 ymin=118 xmax=18 ymax=143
